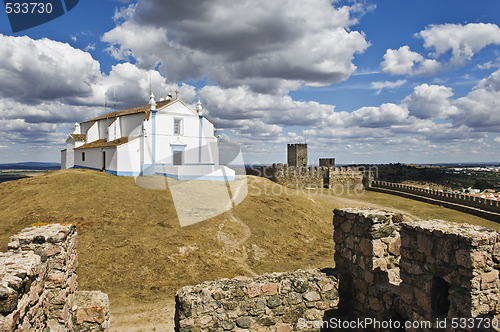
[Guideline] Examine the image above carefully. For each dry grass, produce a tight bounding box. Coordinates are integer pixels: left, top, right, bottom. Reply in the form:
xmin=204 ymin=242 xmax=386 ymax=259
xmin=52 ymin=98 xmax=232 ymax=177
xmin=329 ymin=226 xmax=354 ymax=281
xmin=0 ymin=169 xmax=497 ymax=329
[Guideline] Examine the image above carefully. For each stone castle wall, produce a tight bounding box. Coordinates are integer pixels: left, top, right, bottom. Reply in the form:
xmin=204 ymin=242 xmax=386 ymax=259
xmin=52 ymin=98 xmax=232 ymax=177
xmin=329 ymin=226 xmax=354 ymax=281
xmin=372 ymin=181 xmax=500 ymax=214
xmin=0 ymin=223 xmax=109 ymax=331
xmin=177 ymin=208 xmax=500 ymax=331
xmin=247 ymin=164 xmax=366 ymax=190
xmin=175 ymin=270 xmax=339 ymax=331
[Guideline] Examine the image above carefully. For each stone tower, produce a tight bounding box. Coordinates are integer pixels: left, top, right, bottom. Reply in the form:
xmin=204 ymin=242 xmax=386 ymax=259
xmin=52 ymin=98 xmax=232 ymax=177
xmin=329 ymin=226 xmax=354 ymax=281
xmin=319 ymin=158 xmax=335 ymax=167
xmin=287 ymin=144 xmax=307 ymax=167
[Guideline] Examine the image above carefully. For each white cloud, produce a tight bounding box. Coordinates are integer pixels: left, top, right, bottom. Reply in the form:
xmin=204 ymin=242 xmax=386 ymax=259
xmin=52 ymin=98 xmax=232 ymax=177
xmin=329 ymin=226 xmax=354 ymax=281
xmin=199 ymin=85 xmax=336 ymax=128
xmin=403 ymin=84 xmax=458 ymax=119
xmin=453 ymin=69 xmax=500 ymax=131
xmin=380 ymin=46 xmax=440 ymax=76
xmin=0 ymin=34 xmax=197 ymax=110
xmin=418 ymin=23 xmax=500 ymax=65
xmin=85 ymin=43 xmax=96 ymax=51
xmin=494 ymin=137 xmax=500 ymax=143
xmin=0 ymin=35 xmax=101 ymax=103
xmin=370 ymin=79 xmax=407 ymax=94
xmin=102 ymin=0 xmax=370 ymax=93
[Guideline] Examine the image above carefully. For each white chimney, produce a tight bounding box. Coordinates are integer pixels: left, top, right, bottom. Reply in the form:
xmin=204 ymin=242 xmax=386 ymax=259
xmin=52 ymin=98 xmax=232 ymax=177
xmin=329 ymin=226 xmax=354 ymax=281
xmin=73 ymin=122 xmax=80 ymax=134
xmin=149 ymin=92 xmax=156 ymax=111
xmin=196 ymin=101 xmax=203 ymax=115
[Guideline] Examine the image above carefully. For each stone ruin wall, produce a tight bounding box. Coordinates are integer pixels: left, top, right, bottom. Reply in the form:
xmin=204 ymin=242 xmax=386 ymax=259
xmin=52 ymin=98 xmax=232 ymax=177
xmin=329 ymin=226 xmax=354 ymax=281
xmin=247 ymin=164 xmax=366 ymax=190
xmin=372 ymin=181 xmax=500 ymax=214
xmin=332 ymin=208 xmax=403 ymax=320
xmin=0 ymin=223 xmax=109 ymax=331
xmin=177 ymin=208 xmax=500 ymax=331
xmin=333 ymin=208 xmax=500 ymax=329
xmin=175 ymin=270 xmax=340 ymax=331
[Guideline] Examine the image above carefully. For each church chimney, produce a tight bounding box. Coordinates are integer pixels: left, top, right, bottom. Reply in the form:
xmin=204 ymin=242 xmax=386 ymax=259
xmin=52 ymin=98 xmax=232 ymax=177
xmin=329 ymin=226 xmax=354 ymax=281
xmin=196 ymin=101 xmax=203 ymax=115
xmin=73 ymin=122 xmax=80 ymax=134
xmin=149 ymin=92 xmax=156 ymax=111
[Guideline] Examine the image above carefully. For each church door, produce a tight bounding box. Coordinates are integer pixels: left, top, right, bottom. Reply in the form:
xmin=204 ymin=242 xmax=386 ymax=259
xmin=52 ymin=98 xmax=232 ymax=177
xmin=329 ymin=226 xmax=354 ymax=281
xmin=173 ymin=151 xmax=183 ymax=165
xmin=102 ymin=151 xmax=106 ymax=170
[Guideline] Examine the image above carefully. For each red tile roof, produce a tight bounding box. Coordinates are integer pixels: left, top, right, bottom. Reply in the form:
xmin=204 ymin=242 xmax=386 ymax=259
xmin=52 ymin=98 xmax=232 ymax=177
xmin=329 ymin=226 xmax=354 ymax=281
xmin=83 ymin=100 xmax=173 ymax=123
xmin=70 ymin=134 xmax=86 ymax=141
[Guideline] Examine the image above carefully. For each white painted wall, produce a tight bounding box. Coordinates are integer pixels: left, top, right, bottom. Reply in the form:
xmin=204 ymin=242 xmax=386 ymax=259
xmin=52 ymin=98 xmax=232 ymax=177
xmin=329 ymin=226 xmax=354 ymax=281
xmin=86 ymin=122 xmax=99 ymax=143
xmin=117 ymin=138 xmax=142 ymax=175
xmin=74 ymin=147 xmax=106 ymax=170
xmin=121 ymin=113 xmax=143 ymax=137
xmin=108 ymin=118 xmax=121 ymax=141
xmin=63 ymin=139 xmax=75 ymax=169
xmin=80 ymin=122 xmax=93 ymax=136
xmin=61 ymin=150 xmax=66 ymax=170
xmin=103 ymin=147 xmax=117 ymax=172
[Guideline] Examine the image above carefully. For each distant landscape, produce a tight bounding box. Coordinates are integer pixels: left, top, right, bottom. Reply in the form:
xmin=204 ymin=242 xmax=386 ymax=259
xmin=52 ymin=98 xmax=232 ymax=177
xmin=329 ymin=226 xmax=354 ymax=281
xmin=369 ymin=163 xmax=500 ymax=191
xmin=2 ymin=162 xmax=500 ymax=191
xmin=0 ymin=162 xmax=60 ymax=183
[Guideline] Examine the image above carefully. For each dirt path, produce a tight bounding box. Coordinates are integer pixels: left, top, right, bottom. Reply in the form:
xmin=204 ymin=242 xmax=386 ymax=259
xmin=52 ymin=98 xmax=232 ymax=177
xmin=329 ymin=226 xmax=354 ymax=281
xmin=217 ymin=213 xmax=257 ymax=277
xmin=109 ymin=300 xmax=176 ymax=331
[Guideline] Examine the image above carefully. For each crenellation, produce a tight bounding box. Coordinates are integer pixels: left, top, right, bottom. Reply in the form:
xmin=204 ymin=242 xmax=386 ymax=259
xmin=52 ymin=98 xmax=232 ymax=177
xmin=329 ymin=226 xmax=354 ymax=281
xmin=372 ymin=181 xmax=500 ymax=222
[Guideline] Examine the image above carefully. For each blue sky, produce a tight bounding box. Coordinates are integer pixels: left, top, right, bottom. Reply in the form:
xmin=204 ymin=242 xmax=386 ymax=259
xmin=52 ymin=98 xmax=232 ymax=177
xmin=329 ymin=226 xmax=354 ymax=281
xmin=1 ymin=0 xmax=500 ymax=165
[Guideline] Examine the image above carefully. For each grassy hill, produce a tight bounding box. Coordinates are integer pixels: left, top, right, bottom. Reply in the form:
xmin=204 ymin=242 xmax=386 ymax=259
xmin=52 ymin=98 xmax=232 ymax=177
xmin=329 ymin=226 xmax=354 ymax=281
xmin=0 ymin=169 xmax=497 ymax=329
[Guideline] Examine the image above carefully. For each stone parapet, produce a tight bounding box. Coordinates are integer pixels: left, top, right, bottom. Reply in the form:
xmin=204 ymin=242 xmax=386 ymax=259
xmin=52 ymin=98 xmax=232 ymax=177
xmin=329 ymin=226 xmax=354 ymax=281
xmin=175 ymin=269 xmax=339 ymax=331
xmin=371 ymin=181 xmax=500 ymax=215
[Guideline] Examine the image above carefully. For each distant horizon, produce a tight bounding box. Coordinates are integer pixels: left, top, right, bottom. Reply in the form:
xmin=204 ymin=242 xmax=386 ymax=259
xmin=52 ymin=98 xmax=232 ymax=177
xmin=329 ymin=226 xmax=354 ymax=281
xmin=2 ymin=161 xmax=500 ymax=167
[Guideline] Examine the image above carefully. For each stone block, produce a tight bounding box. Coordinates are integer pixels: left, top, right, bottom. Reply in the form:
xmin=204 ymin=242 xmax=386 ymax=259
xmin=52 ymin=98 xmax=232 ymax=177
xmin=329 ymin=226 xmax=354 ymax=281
xmin=70 ymin=290 xmax=110 ymax=326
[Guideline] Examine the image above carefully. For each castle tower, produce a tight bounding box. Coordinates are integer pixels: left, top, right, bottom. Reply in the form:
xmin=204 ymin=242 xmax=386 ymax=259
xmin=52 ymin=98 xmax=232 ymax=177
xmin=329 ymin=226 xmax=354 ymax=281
xmin=319 ymin=158 xmax=335 ymax=167
xmin=287 ymin=144 xmax=307 ymax=167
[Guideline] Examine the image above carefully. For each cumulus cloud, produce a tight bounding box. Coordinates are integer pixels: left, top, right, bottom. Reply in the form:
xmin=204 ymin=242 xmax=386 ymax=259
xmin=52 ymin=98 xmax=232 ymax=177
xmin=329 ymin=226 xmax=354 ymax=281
xmin=0 ymin=34 xmax=197 ymax=108
xmin=380 ymin=46 xmax=440 ymax=76
xmin=403 ymin=84 xmax=458 ymax=119
xmin=198 ymin=80 xmax=494 ymax=149
xmin=381 ymin=23 xmax=500 ymax=76
xmin=0 ymin=35 xmax=101 ymax=103
xmin=418 ymin=23 xmax=500 ymax=65
xmin=494 ymin=137 xmax=500 ymax=143
xmin=453 ymin=69 xmax=500 ymax=131
xmin=199 ymin=85 xmax=336 ymax=128
xmin=102 ymin=0 xmax=370 ymax=93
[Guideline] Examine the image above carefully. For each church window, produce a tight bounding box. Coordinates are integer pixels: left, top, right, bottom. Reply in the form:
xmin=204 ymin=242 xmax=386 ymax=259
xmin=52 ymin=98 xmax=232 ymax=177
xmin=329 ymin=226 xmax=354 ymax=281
xmin=174 ymin=118 xmax=182 ymax=135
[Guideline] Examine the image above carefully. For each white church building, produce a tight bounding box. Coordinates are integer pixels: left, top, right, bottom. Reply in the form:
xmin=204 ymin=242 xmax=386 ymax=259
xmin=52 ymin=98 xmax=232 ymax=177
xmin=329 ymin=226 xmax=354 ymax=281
xmin=61 ymin=94 xmax=235 ymax=181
